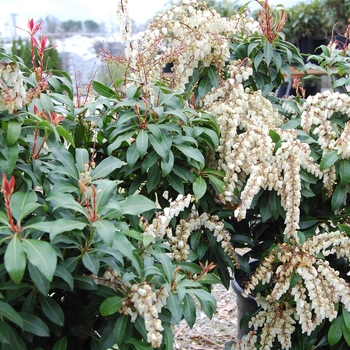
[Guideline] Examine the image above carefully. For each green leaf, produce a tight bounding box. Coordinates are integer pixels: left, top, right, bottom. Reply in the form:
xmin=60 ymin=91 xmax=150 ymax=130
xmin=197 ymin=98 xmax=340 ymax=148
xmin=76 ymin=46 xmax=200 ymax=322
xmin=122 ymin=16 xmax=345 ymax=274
xmin=174 ymin=144 xmax=205 ymax=165
xmin=185 ymin=289 xmax=216 ymax=319
xmin=40 ymin=93 xmax=55 ymax=111
xmin=161 ymin=150 xmax=174 ymax=177
xmin=56 ymin=125 xmax=75 ymax=146
xmin=332 ymin=183 xmax=346 ymax=211
xmin=75 ymin=148 xmax=89 ymax=173
xmin=82 ymin=251 xmax=100 ymax=275
xmin=328 ymin=316 xmax=343 ymax=346
xmin=92 ymin=80 xmax=117 ymax=98
xmin=264 ymin=42 xmax=272 ymax=65
xmin=198 ymin=75 xmax=212 ymax=100
xmin=125 ymin=338 xmax=153 ymax=350
xmin=0 ymin=300 xmax=23 ymax=329
xmin=340 ymin=159 xmax=350 ymax=186
xmin=93 ymin=220 xmax=115 ymax=245
xmin=193 ymin=176 xmax=207 ymax=200
xmin=4 ymin=235 xmax=26 ymax=284
xmin=151 ymin=250 xmax=174 ymax=284
xmin=28 ymin=262 xmax=50 ymax=295
xmin=7 ymin=119 xmax=21 ymax=146
xmin=22 ymin=239 xmax=57 ymax=282
xmin=163 ymin=325 xmax=174 ymax=350
xmin=146 ymin=162 xmax=161 ymax=193
xmin=119 ymin=195 xmax=156 ymax=215
xmin=342 ymin=318 xmax=350 ymax=347
xmin=52 ymin=337 xmax=68 ymax=350
xmin=19 ymin=312 xmax=50 ymax=337
xmin=39 ymin=295 xmax=65 ymax=326
xmin=136 ymin=129 xmax=149 ymax=158
xmin=166 ymin=293 xmax=183 ymax=324
xmin=91 ymin=156 xmax=123 ymax=180
xmin=100 ymin=296 xmax=124 ymax=316
xmin=54 ymin=265 xmax=74 ymax=290
xmin=51 ymin=146 xmax=79 ymax=179
xmin=0 ymin=144 xmax=19 ymax=175
xmin=10 ymin=191 xmax=41 ymax=224
xmin=49 ymin=218 xmax=87 ymax=240
xmin=343 ymin=309 xmax=350 ymax=330
xmin=126 ymin=141 xmax=140 ymax=167
xmin=183 ymin=294 xmax=196 ymax=328
xmin=167 ymin=172 xmax=184 ymax=194
xmin=269 ymin=190 xmax=280 ymax=220
xmin=113 ymin=314 xmax=129 ymax=346
xmin=320 ymin=150 xmax=339 ymax=171
xmin=149 ymin=133 xmax=169 ymax=160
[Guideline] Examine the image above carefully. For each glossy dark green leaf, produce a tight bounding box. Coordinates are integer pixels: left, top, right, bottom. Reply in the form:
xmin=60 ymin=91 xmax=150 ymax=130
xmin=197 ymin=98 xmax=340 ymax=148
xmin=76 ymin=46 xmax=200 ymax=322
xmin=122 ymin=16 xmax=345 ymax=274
xmin=75 ymin=148 xmax=89 ymax=173
xmin=19 ymin=312 xmax=50 ymax=337
xmin=113 ymin=314 xmax=129 ymax=346
xmin=93 ymin=220 xmax=115 ymax=245
xmin=10 ymin=191 xmax=41 ymax=224
xmin=82 ymin=252 xmax=100 ymax=275
xmin=185 ymin=289 xmax=216 ymax=319
xmin=51 ymin=146 xmax=79 ymax=179
xmin=340 ymin=159 xmax=350 ymax=186
xmin=22 ymin=239 xmax=57 ymax=282
xmin=342 ymin=318 xmax=350 ymax=347
xmin=0 ymin=144 xmax=19 ymax=175
xmin=141 ymin=151 xmax=158 ymax=173
xmin=136 ymin=129 xmax=149 ymax=158
xmin=56 ymin=125 xmax=75 ymax=147
xmin=49 ymin=219 xmax=87 ymax=240
xmin=183 ymin=294 xmax=196 ymax=328
xmin=328 ymin=316 xmax=343 ymax=346
xmin=119 ymin=195 xmax=156 ymax=215
xmin=39 ymin=295 xmax=65 ymax=326
xmin=126 ymin=141 xmax=140 ymax=167
xmin=343 ymin=309 xmax=350 ymax=330
xmin=320 ymin=150 xmax=339 ymax=171
xmin=332 ymin=183 xmax=346 ymax=211
xmin=0 ymin=300 xmax=23 ymax=329
xmin=193 ymin=176 xmax=207 ymax=200
xmin=269 ymin=190 xmax=280 ymax=220
xmin=146 ymin=162 xmax=161 ymax=192
xmin=167 ymin=172 xmax=184 ymax=194
xmin=163 ymin=325 xmax=174 ymax=350
xmin=52 ymin=337 xmax=68 ymax=350
xmin=161 ymin=150 xmax=174 ymax=177
xmin=54 ymin=265 xmax=74 ymax=290
xmin=149 ymin=133 xmax=169 ymax=160
xmin=91 ymin=156 xmax=123 ymax=180
xmin=174 ymin=144 xmax=204 ymax=165
xmin=125 ymin=338 xmax=153 ymax=350
xmin=166 ymin=293 xmax=183 ymax=324
xmin=4 ymin=235 xmax=26 ymax=284
xmin=92 ymin=80 xmax=117 ymax=98
xmin=100 ymin=296 xmax=124 ymax=316
xmin=6 ymin=119 xmax=21 ymax=146
xmin=28 ymin=262 xmax=50 ymax=295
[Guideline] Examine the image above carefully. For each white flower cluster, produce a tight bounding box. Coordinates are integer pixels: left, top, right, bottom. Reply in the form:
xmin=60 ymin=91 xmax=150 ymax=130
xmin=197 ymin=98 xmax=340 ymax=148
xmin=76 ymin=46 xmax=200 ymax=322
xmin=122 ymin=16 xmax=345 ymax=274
xmin=116 ymin=0 xmax=132 ymax=42
xmin=142 ymin=193 xmax=193 ymax=243
xmin=0 ymin=62 xmax=27 ymax=114
xmin=239 ymin=228 xmax=350 ymax=349
xmin=142 ymin=193 xmax=237 ymax=264
xmin=115 ymin=1 xmax=259 ymax=92
xmin=129 ymin=283 xmax=168 ymax=348
xmin=91 ymin=269 xmax=168 ymax=348
xmin=301 ymin=91 xmax=350 ymax=154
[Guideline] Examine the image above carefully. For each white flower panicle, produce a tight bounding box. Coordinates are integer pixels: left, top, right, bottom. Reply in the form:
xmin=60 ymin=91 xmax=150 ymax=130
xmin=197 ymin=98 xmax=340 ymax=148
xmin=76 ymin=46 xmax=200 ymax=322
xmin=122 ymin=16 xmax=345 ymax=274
xmin=0 ymin=62 xmax=27 ymax=114
xmin=91 ymin=270 xmax=168 ymax=348
xmin=239 ymin=229 xmax=350 ymax=348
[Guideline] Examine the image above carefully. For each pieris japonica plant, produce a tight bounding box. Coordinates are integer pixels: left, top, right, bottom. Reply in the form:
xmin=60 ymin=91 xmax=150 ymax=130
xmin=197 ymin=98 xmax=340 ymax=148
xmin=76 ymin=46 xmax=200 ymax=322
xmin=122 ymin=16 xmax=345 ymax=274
xmin=1 ymin=0 xmax=350 ymax=350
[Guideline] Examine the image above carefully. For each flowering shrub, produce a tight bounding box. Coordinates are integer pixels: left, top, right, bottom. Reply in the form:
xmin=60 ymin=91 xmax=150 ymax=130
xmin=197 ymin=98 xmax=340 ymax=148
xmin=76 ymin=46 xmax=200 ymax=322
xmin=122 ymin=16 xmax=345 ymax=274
xmin=1 ymin=1 xmax=350 ymax=350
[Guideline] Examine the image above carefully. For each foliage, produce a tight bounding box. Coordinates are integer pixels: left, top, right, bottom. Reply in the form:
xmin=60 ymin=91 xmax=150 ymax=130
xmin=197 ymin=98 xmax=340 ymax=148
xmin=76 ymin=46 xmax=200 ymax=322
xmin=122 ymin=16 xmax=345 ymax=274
xmin=282 ymin=0 xmax=329 ymax=42
xmin=0 ymin=1 xmax=350 ymax=350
